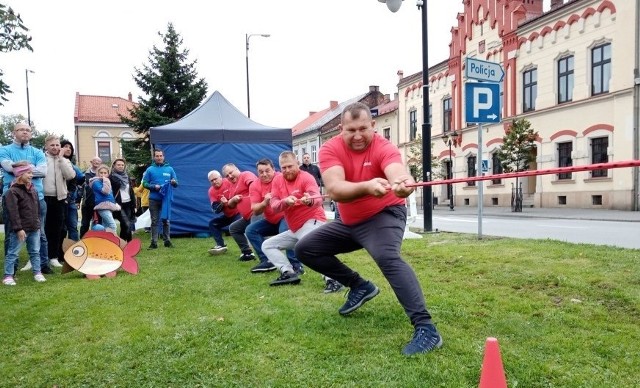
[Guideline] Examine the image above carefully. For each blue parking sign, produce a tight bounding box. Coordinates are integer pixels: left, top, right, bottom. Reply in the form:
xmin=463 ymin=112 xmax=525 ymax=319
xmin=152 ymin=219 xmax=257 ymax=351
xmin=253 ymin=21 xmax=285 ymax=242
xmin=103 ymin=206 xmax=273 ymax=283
xmin=465 ymin=82 xmax=501 ymax=123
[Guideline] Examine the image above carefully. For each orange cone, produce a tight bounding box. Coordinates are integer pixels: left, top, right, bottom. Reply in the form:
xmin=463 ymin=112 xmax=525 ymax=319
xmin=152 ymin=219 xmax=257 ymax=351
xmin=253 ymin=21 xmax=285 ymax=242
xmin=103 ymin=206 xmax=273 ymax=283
xmin=478 ymin=337 xmax=507 ymax=388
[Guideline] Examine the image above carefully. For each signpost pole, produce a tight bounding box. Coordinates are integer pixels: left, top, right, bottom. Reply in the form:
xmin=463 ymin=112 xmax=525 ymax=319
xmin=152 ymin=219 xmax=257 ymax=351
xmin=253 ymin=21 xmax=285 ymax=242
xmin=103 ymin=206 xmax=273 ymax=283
xmin=477 ymin=122 xmax=484 ymax=239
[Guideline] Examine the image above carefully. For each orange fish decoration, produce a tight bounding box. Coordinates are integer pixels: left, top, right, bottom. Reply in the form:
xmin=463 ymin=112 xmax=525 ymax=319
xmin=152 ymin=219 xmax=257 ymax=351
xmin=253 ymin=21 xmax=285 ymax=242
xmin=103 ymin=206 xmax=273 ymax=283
xmin=61 ymin=231 xmax=141 ymax=279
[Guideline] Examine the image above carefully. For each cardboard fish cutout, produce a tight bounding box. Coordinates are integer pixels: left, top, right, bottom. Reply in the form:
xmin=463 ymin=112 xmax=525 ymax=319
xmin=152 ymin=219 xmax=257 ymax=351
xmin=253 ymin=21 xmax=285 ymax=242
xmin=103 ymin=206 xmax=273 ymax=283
xmin=62 ymin=231 xmax=141 ymax=279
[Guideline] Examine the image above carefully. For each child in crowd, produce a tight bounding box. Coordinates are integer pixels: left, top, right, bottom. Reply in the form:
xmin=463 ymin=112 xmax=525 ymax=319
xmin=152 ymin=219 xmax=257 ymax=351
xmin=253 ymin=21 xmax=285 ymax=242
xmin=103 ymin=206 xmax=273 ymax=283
xmin=3 ymin=162 xmax=46 ymax=285
xmin=90 ymin=165 xmax=120 ymax=232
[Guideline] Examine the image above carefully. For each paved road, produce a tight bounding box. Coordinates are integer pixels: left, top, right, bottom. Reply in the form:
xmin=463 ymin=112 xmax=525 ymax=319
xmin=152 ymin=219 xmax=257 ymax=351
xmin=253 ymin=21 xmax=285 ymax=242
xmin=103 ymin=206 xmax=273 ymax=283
xmin=408 ymin=206 xmax=640 ymax=249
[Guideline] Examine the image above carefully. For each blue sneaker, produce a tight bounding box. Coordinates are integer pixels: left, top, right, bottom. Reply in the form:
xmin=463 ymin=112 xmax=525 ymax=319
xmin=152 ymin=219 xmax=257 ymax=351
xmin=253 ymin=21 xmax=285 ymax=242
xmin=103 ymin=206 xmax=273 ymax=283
xmin=338 ymin=281 xmax=379 ymax=315
xmin=402 ymin=324 xmax=443 ymax=356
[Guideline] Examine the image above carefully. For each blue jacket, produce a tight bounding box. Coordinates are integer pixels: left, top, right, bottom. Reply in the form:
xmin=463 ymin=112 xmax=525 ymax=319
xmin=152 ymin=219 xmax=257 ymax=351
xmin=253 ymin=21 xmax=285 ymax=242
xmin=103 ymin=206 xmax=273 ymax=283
xmin=142 ymin=162 xmax=178 ymax=202
xmin=91 ymin=178 xmax=116 ymax=206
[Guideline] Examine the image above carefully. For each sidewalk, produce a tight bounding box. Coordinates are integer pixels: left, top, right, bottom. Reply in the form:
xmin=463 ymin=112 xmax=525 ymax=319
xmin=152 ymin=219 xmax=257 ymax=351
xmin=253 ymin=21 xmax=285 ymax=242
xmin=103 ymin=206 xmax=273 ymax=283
xmin=425 ymin=205 xmax=640 ymax=222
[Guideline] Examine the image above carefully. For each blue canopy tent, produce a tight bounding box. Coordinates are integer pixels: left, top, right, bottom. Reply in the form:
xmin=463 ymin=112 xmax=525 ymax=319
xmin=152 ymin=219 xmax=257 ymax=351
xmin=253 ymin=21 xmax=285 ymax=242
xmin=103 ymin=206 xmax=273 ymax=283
xmin=149 ymin=91 xmax=292 ymax=235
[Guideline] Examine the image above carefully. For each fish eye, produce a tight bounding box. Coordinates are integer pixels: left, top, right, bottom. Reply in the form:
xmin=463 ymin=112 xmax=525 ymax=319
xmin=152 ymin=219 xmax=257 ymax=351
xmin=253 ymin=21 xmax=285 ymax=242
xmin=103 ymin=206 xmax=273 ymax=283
xmin=72 ymin=246 xmax=85 ymax=256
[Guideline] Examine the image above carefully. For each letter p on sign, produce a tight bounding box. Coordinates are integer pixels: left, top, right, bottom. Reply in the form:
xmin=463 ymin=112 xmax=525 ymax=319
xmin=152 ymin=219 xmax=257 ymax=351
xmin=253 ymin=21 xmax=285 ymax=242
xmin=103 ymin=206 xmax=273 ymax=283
xmin=473 ymin=87 xmax=492 ymax=117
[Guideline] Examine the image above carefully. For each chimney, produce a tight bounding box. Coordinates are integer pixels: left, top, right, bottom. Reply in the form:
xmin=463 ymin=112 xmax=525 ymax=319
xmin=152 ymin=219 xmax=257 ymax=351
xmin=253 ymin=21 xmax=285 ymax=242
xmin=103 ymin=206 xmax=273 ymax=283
xmin=384 ymin=94 xmax=390 ymax=103
xmin=369 ymin=85 xmax=380 ymax=92
xmin=330 ymin=101 xmax=338 ymax=109
xmin=394 ymin=92 xmax=398 ymax=100
xmin=397 ymin=70 xmax=404 ymax=80
xmin=128 ymin=92 xmax=132 ymax=101
xmin=550 ymin=0 xmax=563 ymax=10
xmin=308 ymin=111 xmax=317 ymax=117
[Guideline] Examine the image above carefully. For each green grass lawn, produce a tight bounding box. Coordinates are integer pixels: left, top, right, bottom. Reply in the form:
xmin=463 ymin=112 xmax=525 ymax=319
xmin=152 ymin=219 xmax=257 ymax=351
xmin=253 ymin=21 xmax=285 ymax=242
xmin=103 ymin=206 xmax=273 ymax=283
xmin=1 ymin=230 xmax=639 ymax=387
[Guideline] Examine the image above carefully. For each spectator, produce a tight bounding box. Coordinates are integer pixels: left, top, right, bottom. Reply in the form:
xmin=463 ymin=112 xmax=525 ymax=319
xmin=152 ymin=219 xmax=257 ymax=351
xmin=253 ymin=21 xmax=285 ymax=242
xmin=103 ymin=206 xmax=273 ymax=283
xmin=42 ymin=135 xmax=76 ymax=268
xmin=300 ymin=152 xmax=322 ymax=187
xmin=206 ymin=170 xmax=240 ymax=255
xmin=263 ymin=151 xmax=326 ymax=286
xmin=221 ymin=163 xmax=257 ymax=261
xmin=60 ymin=140 xmax=84 ymax=242
xmin=133 ymin=180 xmax=150 ymax=233
xmin=3 ymin=162 xmax=46 ymax=285
xmin=0 ymin=122 xmax=51 ymax=274
xmin=110 ymin=158 xmax=136 ymax=241
xmin=246 ymin=158 xmax=303 ymax=274
xmin=142 ymin=149 xmax=178 ymax=249
xmin=295 ymin=102 xmax=443 ymax=356
xmin=90 ymin=165 xmax=120 ymax=232
xmin=79 ymin=157 xmax=102 ymax=238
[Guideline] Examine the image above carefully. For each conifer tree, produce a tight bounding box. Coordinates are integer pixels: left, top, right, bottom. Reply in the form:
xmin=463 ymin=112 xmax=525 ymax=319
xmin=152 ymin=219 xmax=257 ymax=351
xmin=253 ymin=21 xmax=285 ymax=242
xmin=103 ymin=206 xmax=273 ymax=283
xmin=121 ymin=23 xmax=207 ymax=179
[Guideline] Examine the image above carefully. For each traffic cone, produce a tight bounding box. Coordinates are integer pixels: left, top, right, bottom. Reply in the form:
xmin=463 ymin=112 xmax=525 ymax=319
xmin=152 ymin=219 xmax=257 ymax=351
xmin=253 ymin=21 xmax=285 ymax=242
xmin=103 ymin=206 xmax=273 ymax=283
xmin=478 ymin=337 xmax=507 ymax=388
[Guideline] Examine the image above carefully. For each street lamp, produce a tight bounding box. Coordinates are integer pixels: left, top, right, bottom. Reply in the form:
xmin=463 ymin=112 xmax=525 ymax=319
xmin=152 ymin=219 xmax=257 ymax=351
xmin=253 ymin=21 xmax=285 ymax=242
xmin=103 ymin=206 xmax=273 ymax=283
xmin=25 ymin=69 xmax=35 ymax=126
xmin=245 ymin=33 xmax=270 ymax=118
xmin=441 ymin=130 xmax=459 ymax=210
xmin=379 ymin=0 xmax=433 ymax=231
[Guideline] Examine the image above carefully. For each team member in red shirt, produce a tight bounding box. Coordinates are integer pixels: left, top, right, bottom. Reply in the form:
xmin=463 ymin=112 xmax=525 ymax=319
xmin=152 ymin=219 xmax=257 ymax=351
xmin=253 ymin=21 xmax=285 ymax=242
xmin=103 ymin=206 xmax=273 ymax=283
xmin=207 ymin=170 xmax=241 ymax=255
xmin=262 ymin=151 xmax=326 ymax=286
xmin=221 ymin=163 xmax=257 ymax=261
xmin=245 ymin=158 xmax=303 ymax=273
xmin=295 ymin=102 xmax=443 ymax=356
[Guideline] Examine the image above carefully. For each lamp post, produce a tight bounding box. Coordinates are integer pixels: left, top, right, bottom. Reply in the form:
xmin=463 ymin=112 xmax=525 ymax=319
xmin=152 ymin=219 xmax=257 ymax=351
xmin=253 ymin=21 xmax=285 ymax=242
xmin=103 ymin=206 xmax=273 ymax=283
xmin=25 ymin=69 xmax=35 ymax=126
xmin=378 ymin=0 xmax=433 ymax=231
xmin=441 ymin=130 xmax=459 ymax=210
xmin=245 ymin=33 xmax=270 ymax=118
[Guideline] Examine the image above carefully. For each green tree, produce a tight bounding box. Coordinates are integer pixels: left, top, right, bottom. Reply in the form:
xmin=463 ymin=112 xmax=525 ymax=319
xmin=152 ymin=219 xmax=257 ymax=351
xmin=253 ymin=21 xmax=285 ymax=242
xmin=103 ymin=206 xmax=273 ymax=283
xmin=0 ymin=4 xmax=33 ymax=105
xmin=121 ymin=22 xmax=208 ymax=180
xmin=497 ymin=118 xmax=538 ymax=212
xmin=406 ymin=134 xmax=441 ymax=182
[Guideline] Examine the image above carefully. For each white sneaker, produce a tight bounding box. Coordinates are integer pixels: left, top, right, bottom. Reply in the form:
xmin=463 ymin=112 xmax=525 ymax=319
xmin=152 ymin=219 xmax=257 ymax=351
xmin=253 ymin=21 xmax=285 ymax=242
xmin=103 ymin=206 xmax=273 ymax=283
xmin=34 ymin=273 xmax=46 ymax=282
xmin=50 ymin=259 xmax=63 ymax=268
xmin=20 ymin=261 xmax=33 ymax=271
xmin=3 ymin=276 xmax=16 ymax=286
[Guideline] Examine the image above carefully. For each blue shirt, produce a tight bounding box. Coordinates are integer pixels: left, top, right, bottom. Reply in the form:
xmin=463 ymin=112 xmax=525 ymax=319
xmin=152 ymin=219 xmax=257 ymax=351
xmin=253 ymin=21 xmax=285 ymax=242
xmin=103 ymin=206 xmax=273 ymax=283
xmin=0 ymin=142 xmax=47 ymax=200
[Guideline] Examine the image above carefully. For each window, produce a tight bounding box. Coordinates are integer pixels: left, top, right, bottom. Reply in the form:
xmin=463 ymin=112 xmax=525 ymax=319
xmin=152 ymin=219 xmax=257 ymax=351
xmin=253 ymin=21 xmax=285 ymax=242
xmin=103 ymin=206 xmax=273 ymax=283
xmin=491 ymin=152 xmax=503 ymax=184
xmin=557 ymin=142 xmax=573 ymax=180
xmin=409 ymin=110 xmax=417 ymax=141
xmin=311 ymin=145 xmax=317 ymax=163
xmin=558 ymin=56 xmax=574 ymax=104
xmin=591 ymin=137 xmax=608 ymax=178
xmin=383 ymin=128 xmax=390 ymax=140
xmin=467 ymin=155 xmax=477 ymax=186
xmin=523 ymin=68 xmax=537 ymax=112
xmin=301 ymin=147 xmax=307 ymax=158
xmin=97 ymin=141 xmax=111 ymax=164
xmin=443 ymin=98 xmax=452 ymax=132
xmin=592 ymin=43 xmax=611 ymax=96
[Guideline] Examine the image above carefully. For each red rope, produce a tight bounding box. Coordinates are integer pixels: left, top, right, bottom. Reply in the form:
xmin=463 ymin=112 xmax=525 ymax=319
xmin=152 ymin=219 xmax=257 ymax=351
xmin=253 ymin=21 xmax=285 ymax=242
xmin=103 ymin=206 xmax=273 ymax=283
xmin=406 ymin=160 xmax=640 ymax=188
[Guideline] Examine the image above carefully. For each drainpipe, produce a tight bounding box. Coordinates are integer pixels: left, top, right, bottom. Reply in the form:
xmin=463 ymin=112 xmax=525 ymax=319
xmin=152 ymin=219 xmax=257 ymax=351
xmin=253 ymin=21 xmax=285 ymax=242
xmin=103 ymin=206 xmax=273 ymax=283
xmin=634 ymin=0 xmax=640 ymax=211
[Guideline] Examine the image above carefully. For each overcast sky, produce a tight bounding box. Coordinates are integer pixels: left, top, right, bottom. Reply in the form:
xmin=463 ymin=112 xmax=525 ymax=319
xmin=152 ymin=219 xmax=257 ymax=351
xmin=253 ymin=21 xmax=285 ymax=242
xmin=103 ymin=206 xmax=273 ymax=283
xmin=2 ymin=1 xmax=551 ymax=142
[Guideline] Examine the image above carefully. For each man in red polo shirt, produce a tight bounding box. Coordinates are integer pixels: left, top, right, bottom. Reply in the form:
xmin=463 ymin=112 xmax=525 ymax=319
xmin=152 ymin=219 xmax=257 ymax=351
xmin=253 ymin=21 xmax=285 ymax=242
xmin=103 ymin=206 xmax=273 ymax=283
xmin=262 ymin=151 xmax=326 ymax=286
xmin=221 ymin=163 xmax=257 ymax=261
xmin=207 ymin=170 xmax=241 ymax=255
xmin=295 ymin=102 xmax=443 ymax=356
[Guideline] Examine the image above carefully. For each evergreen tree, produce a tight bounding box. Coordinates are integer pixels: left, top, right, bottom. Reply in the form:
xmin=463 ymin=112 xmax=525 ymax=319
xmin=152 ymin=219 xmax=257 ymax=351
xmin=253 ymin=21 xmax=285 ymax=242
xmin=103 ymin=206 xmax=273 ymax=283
xmin=121 ymin=22 xmax=208 ymax=180
xmin=0 ymin=4 xmax=33 ymax=105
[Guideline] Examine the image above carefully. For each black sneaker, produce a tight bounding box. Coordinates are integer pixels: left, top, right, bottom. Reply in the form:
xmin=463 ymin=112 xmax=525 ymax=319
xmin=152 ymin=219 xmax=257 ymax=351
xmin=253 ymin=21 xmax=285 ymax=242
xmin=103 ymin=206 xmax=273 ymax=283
xmin=40 ymin=266 xmax=54 ymax=275
xmin=238 ymin=252 xmax=256 ymax=261
xmin=164 ymin=240 xmax=173 ymax=248
xmin=148 ymin=242 xmax=158 ymax=250
xmin=250 ymin=261 xmax=277 ymax=273
xmin=338 ymin=281 xmax=380 ymax=315
xmin=269 ymin=271 xmax=301 ymax=286
xmin=323 ymin=279 xmax=345 ymax=294
xmin=402 ymin=324 xmax=443 ymax=356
